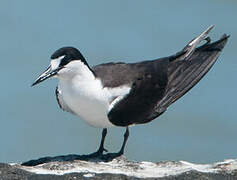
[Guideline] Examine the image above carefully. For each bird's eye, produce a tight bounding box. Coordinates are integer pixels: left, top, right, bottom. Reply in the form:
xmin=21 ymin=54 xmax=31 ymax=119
xmin=59 ymin=56 xmax=71 ymax=67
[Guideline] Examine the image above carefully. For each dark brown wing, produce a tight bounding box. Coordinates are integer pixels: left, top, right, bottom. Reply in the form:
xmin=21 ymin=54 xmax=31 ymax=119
xmin=147 ymin=34 xmax=229 ymax=121
xmin=93 ymin=62 xmax=137 ymax=88
xmin=92 ymin=34 xmax=229 ymax=127
xmin=106 ymin=60 xmax=169 ymax=126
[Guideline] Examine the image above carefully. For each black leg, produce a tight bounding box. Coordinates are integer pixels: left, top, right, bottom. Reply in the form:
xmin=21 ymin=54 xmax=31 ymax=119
xmin=97 ymin=128 xmax=108 ymax=154
xmin=88 ymin=128 xmax=107 ymax=157
xmin=100 ymin=127 xmax=130 ymax=161
xmin=118 ymin=127 xmax=129 ymax=155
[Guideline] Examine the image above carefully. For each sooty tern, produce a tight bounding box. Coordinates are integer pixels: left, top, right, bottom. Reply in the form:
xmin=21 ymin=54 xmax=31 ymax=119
xmin=32 ymin=26 xmax=229 ymax=157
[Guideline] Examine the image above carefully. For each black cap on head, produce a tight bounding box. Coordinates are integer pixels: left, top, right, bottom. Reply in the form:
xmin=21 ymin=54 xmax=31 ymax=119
xmin=32 ymin=47 xmax=93 ymax=87
xmin=51 ymin=47 xmax=89 ymax=67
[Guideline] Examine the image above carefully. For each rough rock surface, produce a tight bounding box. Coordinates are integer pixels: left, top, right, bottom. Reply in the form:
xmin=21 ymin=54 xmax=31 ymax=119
xmin=1 ymin=154 xmax=237 ymax=180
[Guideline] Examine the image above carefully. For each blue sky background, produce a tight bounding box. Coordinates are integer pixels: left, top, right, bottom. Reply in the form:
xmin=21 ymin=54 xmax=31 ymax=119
xmin=0 ymin=0 xmax=236 ymax=163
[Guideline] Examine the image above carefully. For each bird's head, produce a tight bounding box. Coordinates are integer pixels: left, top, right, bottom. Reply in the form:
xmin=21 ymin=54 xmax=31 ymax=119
xmin=32 ymin=47 xmax=90 ymax=86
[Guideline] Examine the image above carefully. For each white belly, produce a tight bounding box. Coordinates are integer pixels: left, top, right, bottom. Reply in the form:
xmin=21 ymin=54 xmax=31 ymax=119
xmin=58 ymin=78 xmax=114 ymax=128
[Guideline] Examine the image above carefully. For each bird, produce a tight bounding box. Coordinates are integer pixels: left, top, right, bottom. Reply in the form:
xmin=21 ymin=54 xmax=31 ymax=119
xmin=32 ymin=25 xmax=229 ymax=157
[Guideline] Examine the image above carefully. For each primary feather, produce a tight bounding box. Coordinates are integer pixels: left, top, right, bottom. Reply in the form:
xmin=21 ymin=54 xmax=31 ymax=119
xmin=92 ymin=34 xmax=229 ymax=126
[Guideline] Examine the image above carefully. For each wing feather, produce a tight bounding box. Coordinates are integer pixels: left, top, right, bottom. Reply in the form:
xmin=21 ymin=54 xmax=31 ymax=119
xmin=147 ymin=34 xmax=229 ymax=121
xmin=88 ymin=32 xmax=229 ymax=126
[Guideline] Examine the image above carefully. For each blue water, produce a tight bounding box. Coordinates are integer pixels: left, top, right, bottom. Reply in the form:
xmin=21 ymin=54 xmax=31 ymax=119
xmin=0 ymin=0 xmax=236 ymax=163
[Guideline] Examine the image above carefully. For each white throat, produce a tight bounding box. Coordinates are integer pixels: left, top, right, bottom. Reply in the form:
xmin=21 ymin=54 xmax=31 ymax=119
xmin=57 ymin=60 xmax=95 ymax=80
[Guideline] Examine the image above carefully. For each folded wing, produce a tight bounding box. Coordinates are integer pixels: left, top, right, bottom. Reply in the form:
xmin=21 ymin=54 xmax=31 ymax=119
xmin=93 ymin=29 xmax=229 ymax=126
xmin=148 ymin=34 xmax=229 ymax=121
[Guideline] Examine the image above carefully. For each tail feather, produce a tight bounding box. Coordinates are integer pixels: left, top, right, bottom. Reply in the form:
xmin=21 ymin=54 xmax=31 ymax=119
xmin=154 ymin=34 xmax=229 ymax=115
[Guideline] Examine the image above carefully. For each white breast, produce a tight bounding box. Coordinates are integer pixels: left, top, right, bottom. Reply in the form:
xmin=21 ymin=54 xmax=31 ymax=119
xmin=56 ymin=60 xmax=131 ymax=128
xmin=58 ymin=78 xmax=114 ymax=128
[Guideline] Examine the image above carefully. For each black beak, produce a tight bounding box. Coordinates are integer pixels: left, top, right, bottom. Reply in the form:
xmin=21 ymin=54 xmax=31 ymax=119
xmin=31 ymin=66 xmax=61 ymax=86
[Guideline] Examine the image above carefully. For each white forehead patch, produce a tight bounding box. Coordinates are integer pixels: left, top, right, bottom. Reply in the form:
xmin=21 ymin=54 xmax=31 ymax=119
xmin=50 ymin=55 xmax=65 ymax=70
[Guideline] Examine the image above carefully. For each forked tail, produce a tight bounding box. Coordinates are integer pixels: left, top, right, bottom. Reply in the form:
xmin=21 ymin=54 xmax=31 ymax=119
xmin=153 ymin=26 xmax=229 ymax=117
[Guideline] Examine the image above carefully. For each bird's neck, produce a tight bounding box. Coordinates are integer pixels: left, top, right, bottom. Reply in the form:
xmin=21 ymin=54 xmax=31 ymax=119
xmin=58 ymin=60 xmax=95 ymax=81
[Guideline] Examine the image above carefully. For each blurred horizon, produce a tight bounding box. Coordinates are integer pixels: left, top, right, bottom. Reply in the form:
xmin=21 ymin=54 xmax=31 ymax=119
xmin=0 ymin=0 xmax=236 ymax=163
